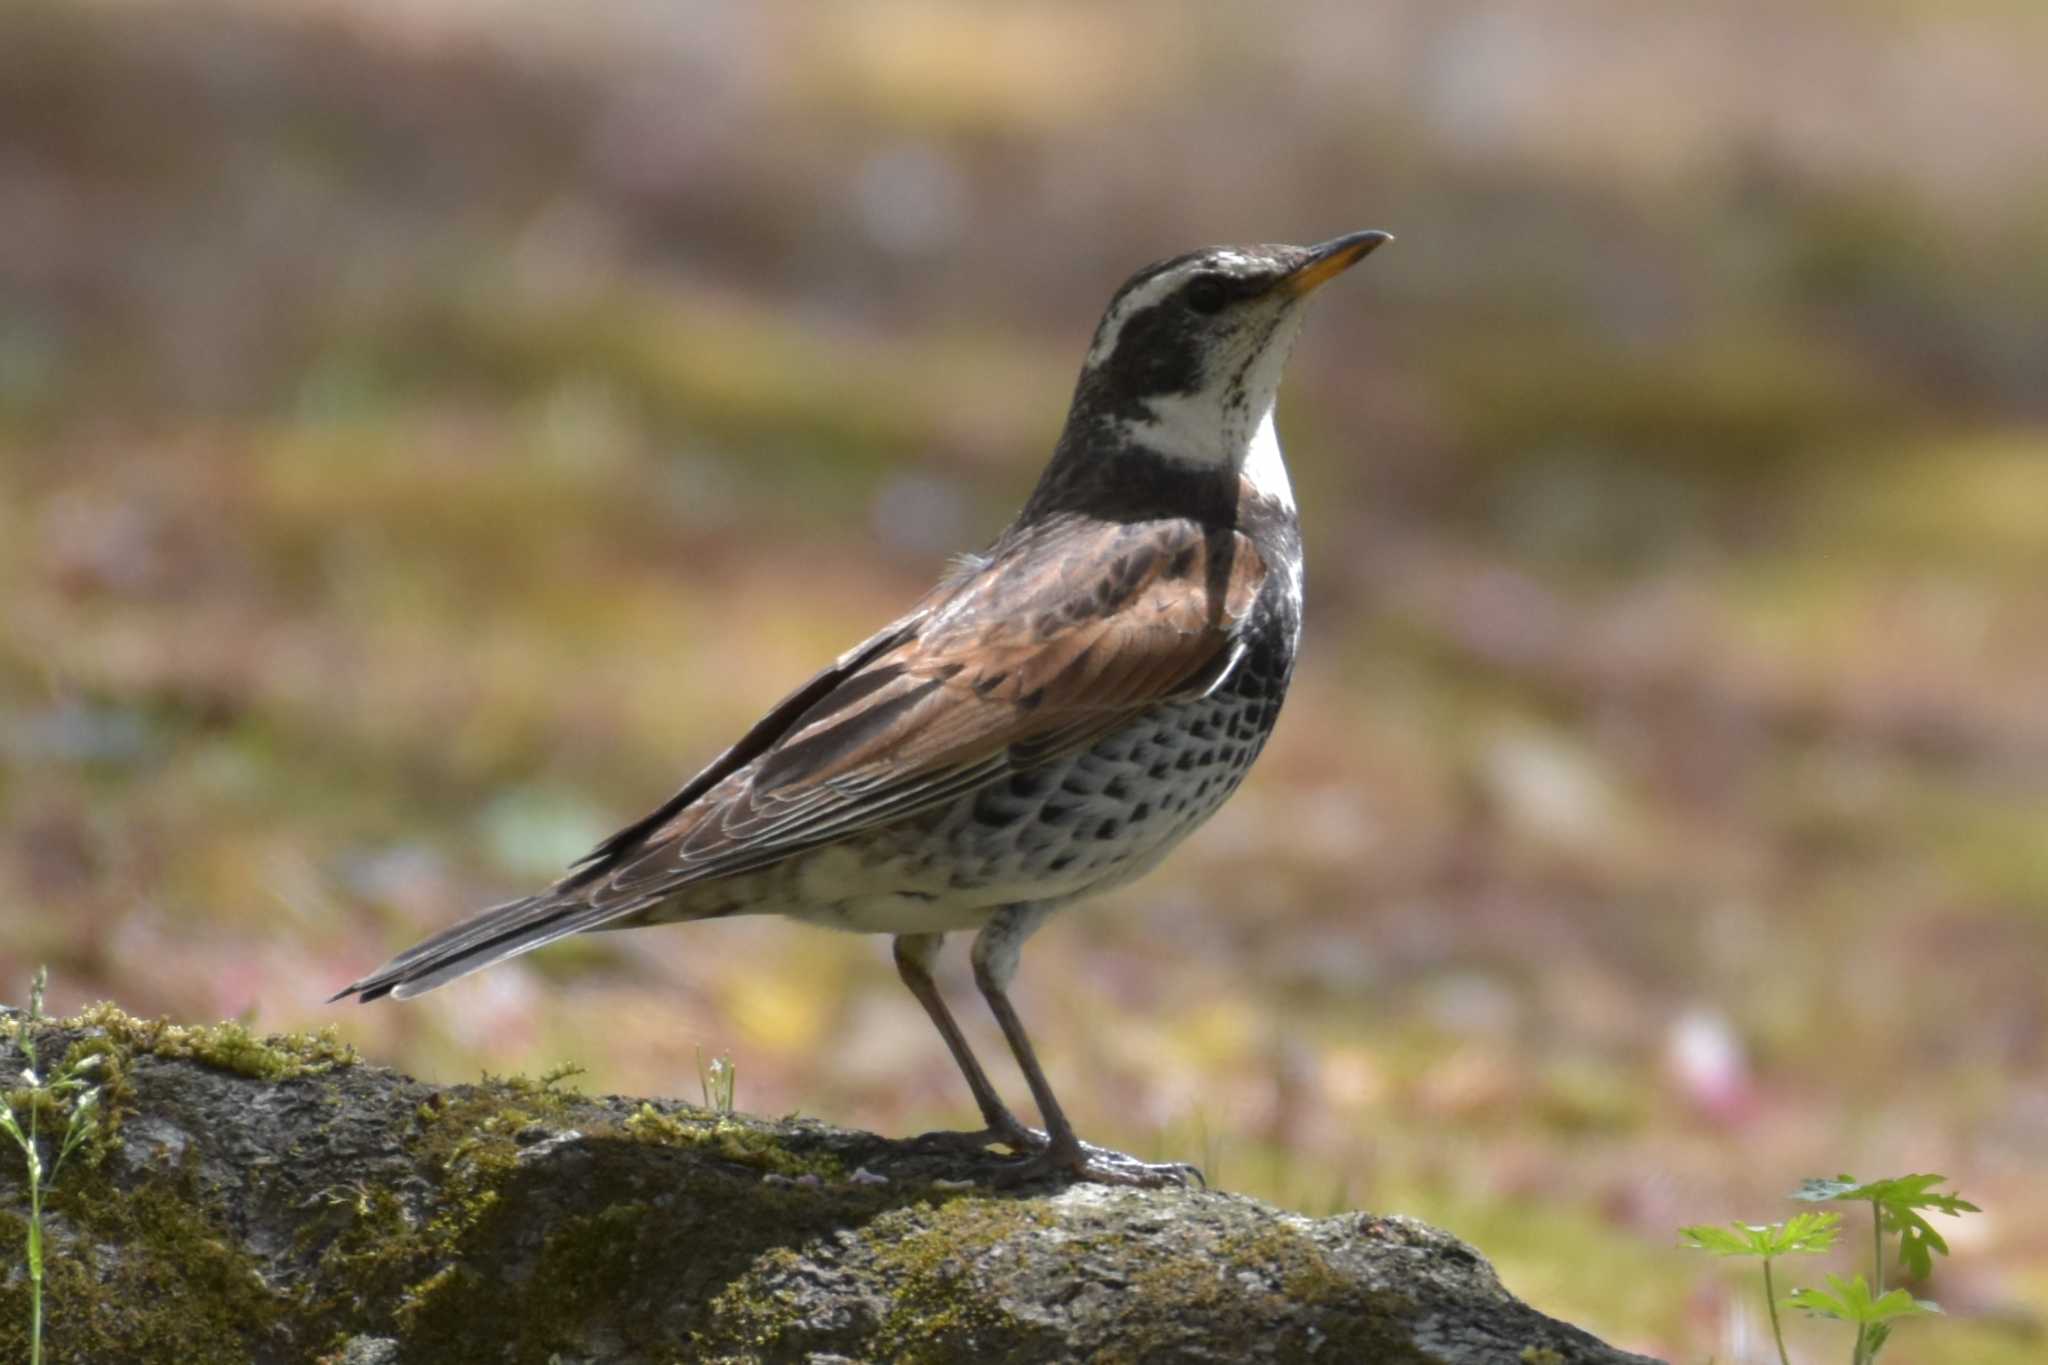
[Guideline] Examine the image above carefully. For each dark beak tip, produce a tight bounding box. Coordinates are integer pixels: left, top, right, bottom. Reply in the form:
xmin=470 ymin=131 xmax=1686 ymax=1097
xmin=1332 ymin=229 xmax=1395 ymax=257
xmin=1282 ymin=229 xmax=1394 ymax=294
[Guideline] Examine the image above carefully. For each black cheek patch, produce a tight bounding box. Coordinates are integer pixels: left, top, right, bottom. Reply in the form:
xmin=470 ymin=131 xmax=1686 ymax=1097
xmin=1106 ymin=302 xmax=1203 ymax=399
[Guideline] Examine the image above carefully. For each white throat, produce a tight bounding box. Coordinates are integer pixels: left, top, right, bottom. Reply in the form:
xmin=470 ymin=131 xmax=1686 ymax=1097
xmin=1241 ymin=409 xmax=1296 ymax=511
xmin=1115 ymin=400 xmax=1296 ymax=513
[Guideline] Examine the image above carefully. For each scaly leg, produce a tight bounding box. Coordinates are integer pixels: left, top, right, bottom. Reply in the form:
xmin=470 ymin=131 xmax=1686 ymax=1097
xmin=892 ymin=933 xmax=1043 ymax=1153
xmin=969 ymin=905 xmax=1201 ymax=1189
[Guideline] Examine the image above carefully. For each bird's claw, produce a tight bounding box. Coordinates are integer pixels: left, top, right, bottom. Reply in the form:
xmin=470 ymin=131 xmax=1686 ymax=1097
xmin=989 ymin=1137 xmax=1204 ymax=1190
xmin=906 ymin=1118 xmax=1049 ymax=1157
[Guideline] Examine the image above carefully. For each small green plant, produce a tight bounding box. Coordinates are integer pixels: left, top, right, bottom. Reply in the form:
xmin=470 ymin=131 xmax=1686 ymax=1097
xmin=1 ymin=969 xmax=104 ymax=1365
xmin=1790 ymin=1174 xmax=1980 ymax=1288
xmin=1779 ymin=1273 xmax=1939 ymax=1365
xmin=1788 ymin=1174 xmax=1977 ymax=1364
xmin=1682 ymin=1172 xmax=1978 ymax=1365
xmin=1681 ymin=1210 xmax=1840 ymax=1365
xmin=538 ymin=1060 xmax=587 ymax=1092
xmin=697 ymin=1047 xmax=736 ymax=1114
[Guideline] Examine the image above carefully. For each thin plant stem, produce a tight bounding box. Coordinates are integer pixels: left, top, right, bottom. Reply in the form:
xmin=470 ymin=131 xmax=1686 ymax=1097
xmin=28 ymin=1177 xmax=43 ymax=1365
xmin=1761 ymin=1256 xmax=1792 ymax=1365
xmin=21 ymin=1050 xmax=46 ymax=1365
xmin=1850 ymin=1198 xmax=1887 ymax=1365
xmin=16 ymin=967 xmax=52 ymax=1365
xmin=30 ymin=1038 xmax=43 ymax=1365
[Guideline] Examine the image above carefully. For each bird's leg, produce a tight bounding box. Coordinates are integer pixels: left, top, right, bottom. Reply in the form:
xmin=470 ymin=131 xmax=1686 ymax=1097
xmin=891 ymin=933 xmax=1044 ymax=1154
xmin=969 ymin=906 xmax=1201 ymax=1190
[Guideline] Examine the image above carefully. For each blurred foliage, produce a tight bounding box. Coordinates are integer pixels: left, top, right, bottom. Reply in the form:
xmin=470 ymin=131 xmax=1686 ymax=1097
xmin=2 ymin=1 xmax=2046 ymax=1359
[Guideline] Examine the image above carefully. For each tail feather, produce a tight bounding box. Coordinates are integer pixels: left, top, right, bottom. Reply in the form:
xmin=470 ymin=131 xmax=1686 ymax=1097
xmin=330 ymin=891 xmax=647 ymax=1003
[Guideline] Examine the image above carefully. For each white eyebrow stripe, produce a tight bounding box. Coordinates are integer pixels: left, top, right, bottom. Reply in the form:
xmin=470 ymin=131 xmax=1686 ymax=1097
xmin=1084 ymin=261 xmax=1200 ymax=368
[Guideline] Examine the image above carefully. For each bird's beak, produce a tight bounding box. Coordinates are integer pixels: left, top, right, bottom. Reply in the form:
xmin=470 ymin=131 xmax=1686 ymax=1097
xmin=1282 ymin=230 xmax=1394 ymax=297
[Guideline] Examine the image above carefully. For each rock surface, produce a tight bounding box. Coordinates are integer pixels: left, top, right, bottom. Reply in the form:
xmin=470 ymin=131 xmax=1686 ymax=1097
xmin=0 ymin=1005 xmax=1662 ymax=1364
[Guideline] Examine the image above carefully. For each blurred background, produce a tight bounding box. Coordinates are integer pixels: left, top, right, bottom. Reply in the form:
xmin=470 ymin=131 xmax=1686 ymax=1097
xmin=3 ymin=0 xmax=2045 ymax=1357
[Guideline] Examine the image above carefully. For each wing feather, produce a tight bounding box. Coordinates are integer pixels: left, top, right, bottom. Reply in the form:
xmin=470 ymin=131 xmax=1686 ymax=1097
xmin=334 ymin=515 xmax=1266 ymax=999
xmin=580 ymin=516 xmax=1265 ymax=906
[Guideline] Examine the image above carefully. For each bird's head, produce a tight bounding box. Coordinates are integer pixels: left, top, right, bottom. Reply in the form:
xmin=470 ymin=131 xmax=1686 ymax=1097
xmin=1061 ymin=231 xmax=1391 ymax=487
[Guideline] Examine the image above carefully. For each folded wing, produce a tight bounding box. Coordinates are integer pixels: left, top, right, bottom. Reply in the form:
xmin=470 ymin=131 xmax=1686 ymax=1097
xmin=334 ymin=515 xmax=1264 ymax=1000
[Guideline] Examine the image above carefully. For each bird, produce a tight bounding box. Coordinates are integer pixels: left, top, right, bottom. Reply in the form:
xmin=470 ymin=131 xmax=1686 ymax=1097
xmin=334 ymin=230 xmax=1392 ymax=1185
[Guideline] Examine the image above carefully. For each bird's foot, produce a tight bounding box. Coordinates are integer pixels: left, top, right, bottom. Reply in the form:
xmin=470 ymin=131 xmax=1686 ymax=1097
xmin=906 ymin=1115 xmax=1048 ymax=1157
xmin=989 ymin=1136 xmax=1204 ymax=1190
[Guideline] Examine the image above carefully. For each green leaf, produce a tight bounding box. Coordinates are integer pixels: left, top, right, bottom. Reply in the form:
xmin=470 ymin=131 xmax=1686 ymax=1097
xmin=1789 ymin=1173 xmax=1980 ymax=1279
xmin=1793 ymin=1173 xmax=1980 ymax=1217
xmin=1680 ymin=1223 xmax=1762 ymax=1256
xmin=1791 ymin=1174 xmax=1868 ymax=1204
xmin=1773 ymin=1211 xmax=1843 ymax=1256
xmin=1783 ymin=1273 xmax=1941 ymax=1326
xmin=1680 ymin=1212 xmax=1840 ymax=1259
xmin=1782 ymin=1284 xmax=1851 ymax=1320
xmin=1887 ymin=1209 xmax=1946 ymax=1281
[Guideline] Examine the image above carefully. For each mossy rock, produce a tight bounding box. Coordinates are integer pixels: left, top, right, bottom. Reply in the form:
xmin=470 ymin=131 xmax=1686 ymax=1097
xmin=0 ymin=1003 xmax=1658 ymax=1364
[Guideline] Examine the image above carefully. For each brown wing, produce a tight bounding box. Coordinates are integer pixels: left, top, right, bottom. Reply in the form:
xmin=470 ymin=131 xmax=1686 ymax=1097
xmin=334 ymin=515 xmax=1264 ymax=1002
xmin=579 ymin=515 xmax=1266 ymax=907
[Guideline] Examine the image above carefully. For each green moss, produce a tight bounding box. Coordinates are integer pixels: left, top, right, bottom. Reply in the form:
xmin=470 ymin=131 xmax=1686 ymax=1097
xmin=299 ymin=1073 xmax=579 ymax=1346
xmin=7 ymin=1005 xmax=1452 ymax=1362
xmin=64 ymin=1001 xmax=358 ymax=1081
xmin=0 ymin=1208 xmax=24 ymax=1273
xmin=295 ymin=1183 xmax=429 ymax=1323
xmin=284 ymin=1075 xmax=599 ymax=1359
xmin=2 ymin=1013 xmax=577 ymax=1363
xmin=697 ymin=1245 xmax=812 ymax=1353
xmin=696 ymin=1187 xmax=1439 ymax=1364
xmin=1091 ymin=1218 xmax=1421 ymax=1365
xmin=1520 ymin=1348 xmax=1567 ymax=1365
xmin=623 ymin=1102 xmax=846 ymax=1181
xmin=1 ymin=1028 xmax=130 ymax=1185
xmin=867 ymin=1196 xmax=1054 ymax=1357
xmin=694 ymin=1192 xmax=1067 ymax=1362
xmin=0 ymin=1161 xmax=285 ymax=1364
xmin=1255 ymin=1226 xmax=1356 ymax=1304
xmin=410 ymin=1073 xmax=577 ymax=1170
xmin=301 ymin=1072 xmax=891 ymax=1363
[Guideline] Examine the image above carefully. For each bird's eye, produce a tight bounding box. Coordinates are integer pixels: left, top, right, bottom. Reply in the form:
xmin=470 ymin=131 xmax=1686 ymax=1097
xmin=1184 ymin=277 xmax=1227 ymax=315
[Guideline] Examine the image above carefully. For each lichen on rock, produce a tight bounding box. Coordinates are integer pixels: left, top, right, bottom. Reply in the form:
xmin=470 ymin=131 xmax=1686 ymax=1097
xmin=0 ymin=1002 xmax=1660 ymax=1364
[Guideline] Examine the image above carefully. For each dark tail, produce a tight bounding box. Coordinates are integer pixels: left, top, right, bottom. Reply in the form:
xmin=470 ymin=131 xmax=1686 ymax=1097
xmin=330 ymin=892 xmax=627 ymax=1003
